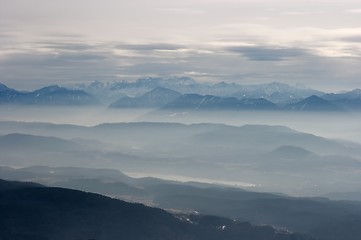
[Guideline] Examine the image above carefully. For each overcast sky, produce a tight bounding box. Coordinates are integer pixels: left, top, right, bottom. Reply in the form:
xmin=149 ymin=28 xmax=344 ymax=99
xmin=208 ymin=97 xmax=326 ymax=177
xmin=0 ymin=0 xmax=360 ymax=91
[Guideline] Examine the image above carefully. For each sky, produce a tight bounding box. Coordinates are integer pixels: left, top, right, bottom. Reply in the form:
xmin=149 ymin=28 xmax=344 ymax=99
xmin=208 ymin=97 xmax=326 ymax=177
xmin=0 ymin=0 xmax=361 ymax=91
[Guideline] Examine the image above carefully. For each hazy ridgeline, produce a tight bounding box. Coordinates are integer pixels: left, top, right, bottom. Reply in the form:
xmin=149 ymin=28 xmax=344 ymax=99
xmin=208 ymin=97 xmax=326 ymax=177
xmin=0 ymin=106 xmax=361 ymax=197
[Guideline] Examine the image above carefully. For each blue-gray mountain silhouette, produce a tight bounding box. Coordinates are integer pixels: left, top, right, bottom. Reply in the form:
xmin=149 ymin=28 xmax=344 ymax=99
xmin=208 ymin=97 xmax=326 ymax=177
xmin=284 ymin=95 xmax=344 ymax=111
xmin=109 ymin=87 xmax=182 ymax=108
xmin=0 ymin=179 xmax=314 ymax=240
xmin=323 ymin=89 xmax=361 ymax=111
xmin=0 ymin=83 xmax=100 ymax=106
xmin=162 ymin=94 xmax=279 ymax=110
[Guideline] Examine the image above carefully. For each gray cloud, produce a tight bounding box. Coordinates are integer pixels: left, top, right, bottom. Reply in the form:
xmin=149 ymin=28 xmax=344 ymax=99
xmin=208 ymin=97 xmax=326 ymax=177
xmin=341 ymin=35 xmax=361 ymax=42
xmin=1 ymin=37 xmax=361 ymax=92
xmin=226 ymin=46 xmax=310 ymax=61
xmin=0 ymin=50 xmax=121 ymax=90
xmin=116 ymin=43 xmax=186 ymax=51
xmin=38 ymin=42 xmax=96 ymax=51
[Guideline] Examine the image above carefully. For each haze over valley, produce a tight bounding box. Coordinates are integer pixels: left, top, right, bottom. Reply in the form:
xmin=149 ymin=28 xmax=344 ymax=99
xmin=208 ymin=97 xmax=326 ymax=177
xmin=1 ymin=79 xmax=361 ymax=197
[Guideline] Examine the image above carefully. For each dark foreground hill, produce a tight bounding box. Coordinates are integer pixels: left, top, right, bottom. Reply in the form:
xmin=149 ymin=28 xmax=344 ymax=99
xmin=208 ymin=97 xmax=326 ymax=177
xmin=0 ymin=179 xmax=313 ymax=240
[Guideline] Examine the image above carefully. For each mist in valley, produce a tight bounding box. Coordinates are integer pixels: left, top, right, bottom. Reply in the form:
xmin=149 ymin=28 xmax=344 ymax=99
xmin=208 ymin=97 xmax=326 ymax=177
xmin=1 ymin=106 xmax=361 ymax=198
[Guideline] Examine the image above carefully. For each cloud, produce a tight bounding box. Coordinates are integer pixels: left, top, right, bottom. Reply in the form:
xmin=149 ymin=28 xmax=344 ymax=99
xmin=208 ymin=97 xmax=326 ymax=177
xmin=0 ymin=48 xmax=121 ymax=90
xmin=340 ymin=35 xmax=361 ymax=42
xmin=116 ymin=43 xmax=186 ymax=51
xmin=1 ymin=34 xmax=361 ymax=92
xmin=38 ymin=42 xmax=96 ymax=51
xmin=226 ymin=46 xmax=310 ymax=61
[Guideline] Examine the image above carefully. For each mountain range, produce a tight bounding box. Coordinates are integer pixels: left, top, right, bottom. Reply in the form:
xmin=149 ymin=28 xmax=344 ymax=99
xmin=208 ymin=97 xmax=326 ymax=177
xmin=75 ymin=77 xmax=322 ymax=104
xmin=322 ymin=89 xmax=361 ymax=111
xmin=160 ymin=94 xmax=279 ymax=110
xmin=1 ymin=79 xmax=360 ymax=111
xmin=0 ymin=83 xmax=100 ymax=106
xmin=109 ymin=87 xmax=182 ymax=108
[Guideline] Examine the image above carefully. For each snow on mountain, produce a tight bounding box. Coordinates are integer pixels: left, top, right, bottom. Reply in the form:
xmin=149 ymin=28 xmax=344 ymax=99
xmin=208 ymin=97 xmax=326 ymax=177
xmin=231 ymin=82 xmax=323 ymax=104
xmin=75 ymin=77 xmax=323 ymax=105
xmin=109 ymin=87 xmax=182 ymax=108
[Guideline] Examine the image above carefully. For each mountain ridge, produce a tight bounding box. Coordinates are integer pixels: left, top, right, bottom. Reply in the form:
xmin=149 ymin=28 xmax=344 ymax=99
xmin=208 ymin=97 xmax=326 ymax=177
xmin=0 ymin=83 xmax=101 ymax=106
xmin=284 ymin=95 xmax=345 ymax=111
xmin=0 ymin=179 xmax=314 ymax=240
xmin=109 ymin=87 xmax=182 ymax=108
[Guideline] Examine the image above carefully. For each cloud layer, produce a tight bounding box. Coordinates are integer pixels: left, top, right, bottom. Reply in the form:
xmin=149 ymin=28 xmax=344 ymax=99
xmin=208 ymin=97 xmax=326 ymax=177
xmin=0 ymin=0 xmax=361 ymax=91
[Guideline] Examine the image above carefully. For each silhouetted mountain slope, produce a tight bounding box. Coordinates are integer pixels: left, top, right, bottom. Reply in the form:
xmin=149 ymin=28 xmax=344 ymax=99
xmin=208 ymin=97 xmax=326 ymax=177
xmin=189 ymin=124 xmax=355 ymax=155
xmin=284 ymin=95 xmax=344 ymax=111
xmin=27 ymin=85 xmax=101 ymax=105
xmin=0 ymin=179 xmax=43 ymax=191
xmin=323 ymin=89 xmax=361 ymax=101
xmin=74 ymin=80 xmax=128 ymax=105
xmin=0 ymin=133 xmax=135 ymax=167
xmin=238 ymin=97 xmax=279 ymax=109
xmin=323 ymin=89 xmax=361 ymax=111
xmin=322 ymin=192 xmax=361 ymax=202
xmin=55 ymin=178 xmax=147 ymax=197
xmin=0 ymin=180 xmax=313 ymax=240
xmin=153 ymin=184 xmax=361 ymax=240
xmin=21 ymin=166 xmax=132 ymax=182
xmin=0 ymin=83 xmax=22 ymax=102
xmin=269 ymin=145 xmax=314 ymax=158
xmin=0 ymin=83 xmax=100 ymax=106
xmin=2 ymin=167 xmax=361 ymax=240
xmin=109 ymin=87 xmax=182 ymax=108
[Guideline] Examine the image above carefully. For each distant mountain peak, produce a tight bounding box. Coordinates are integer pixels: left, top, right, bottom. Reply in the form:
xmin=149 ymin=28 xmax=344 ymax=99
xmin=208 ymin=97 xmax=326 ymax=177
xmin=109 ymin=86 xmax=181 ymax=108
xmin=285 ymin=95 xmax=344 ymax=111
xmin=271 ymin=145 xmax=313 ymax=158
xmin=0 ymin=83 xmax=8 ymax=89
xmin=34 ymin=85 xmax=67 ymax=94
xmin=0 ymin=83 xmax=13 ymax=92
xmin=161 ymin=93 xmax=279 ymax=111
xmin=146 ymin=86 xmax=181 ymax=94
xmin=0 ymin=84 xmax=101 ymax=106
